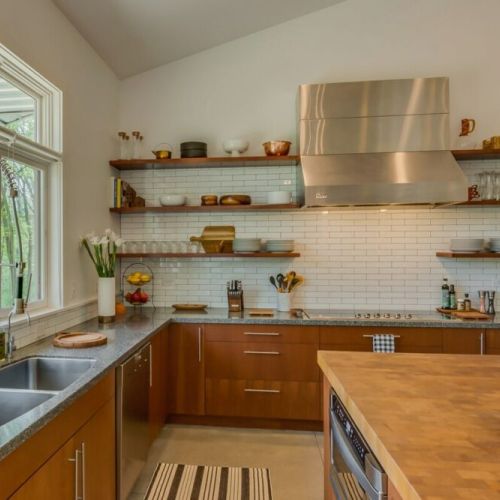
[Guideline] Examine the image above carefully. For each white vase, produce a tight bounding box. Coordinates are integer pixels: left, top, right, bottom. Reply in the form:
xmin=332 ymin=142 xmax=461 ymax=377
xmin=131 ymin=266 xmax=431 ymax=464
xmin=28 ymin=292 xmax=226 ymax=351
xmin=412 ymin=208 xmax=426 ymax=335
xmin=98 ymin=277 xmax=115 ymax=323
xmin=277 ymin=292 xmax=292 ymax=312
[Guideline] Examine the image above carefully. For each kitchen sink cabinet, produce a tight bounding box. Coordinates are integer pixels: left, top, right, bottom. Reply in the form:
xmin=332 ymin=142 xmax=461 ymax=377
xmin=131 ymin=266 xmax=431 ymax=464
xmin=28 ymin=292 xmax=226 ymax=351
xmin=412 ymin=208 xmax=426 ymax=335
xmin=442 ymin=329 xmax=485 ymax=354
xmin=320 ymin=326 xmax=442 ymax=353
xmin=7 ymin=373 xmax=115 ymax=499
xmin=150 ymin=327 xmax=168 ymax=442
xmin=167 ymin=323 xmax=205 ymax=415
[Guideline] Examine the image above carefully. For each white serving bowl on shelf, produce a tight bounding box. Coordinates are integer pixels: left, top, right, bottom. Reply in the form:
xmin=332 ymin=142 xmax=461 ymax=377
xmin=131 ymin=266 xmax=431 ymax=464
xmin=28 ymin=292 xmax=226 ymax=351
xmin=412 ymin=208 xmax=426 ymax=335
xmin=265 ymin=239 xmax=295 ymax=252
xmin=159 ymin=194 xmax=187 ymax=206
xmin=223 ymin=139 xmax=249 ymax=157
xmin=449 ymin=238 xmax=484 ymax=252
xmin=267 ymin=191 xmax=292 ymax=204
xmin=233 ymin=238 xmax=262 ymax=253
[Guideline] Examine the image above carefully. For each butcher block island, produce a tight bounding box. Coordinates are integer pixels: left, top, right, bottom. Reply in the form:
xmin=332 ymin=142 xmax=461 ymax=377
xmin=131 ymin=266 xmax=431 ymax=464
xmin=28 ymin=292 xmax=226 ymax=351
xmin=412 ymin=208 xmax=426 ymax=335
xmin=318 ymin=351 xmax=500 ymax=500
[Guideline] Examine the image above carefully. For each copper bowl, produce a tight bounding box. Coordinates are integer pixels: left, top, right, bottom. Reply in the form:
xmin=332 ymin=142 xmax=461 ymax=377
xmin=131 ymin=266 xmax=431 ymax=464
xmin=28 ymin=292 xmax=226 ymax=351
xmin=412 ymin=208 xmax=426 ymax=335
xmin=263 ymin=140 xmax=291 ymax=156
xmin=152 ymin=149 xmax=172 ymax=159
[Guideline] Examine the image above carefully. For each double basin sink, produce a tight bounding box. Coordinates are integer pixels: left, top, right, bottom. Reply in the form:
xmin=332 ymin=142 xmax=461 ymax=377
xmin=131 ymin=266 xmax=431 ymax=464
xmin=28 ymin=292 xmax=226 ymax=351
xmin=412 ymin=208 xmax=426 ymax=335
xmin=0 ymin=357 xmax=95 ymax=427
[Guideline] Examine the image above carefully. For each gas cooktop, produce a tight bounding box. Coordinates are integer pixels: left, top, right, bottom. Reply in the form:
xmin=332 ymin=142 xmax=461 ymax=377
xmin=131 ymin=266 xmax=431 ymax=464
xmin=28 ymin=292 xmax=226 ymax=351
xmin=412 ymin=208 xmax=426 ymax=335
xmin=303 ymin=310 xmax=457 ymax=322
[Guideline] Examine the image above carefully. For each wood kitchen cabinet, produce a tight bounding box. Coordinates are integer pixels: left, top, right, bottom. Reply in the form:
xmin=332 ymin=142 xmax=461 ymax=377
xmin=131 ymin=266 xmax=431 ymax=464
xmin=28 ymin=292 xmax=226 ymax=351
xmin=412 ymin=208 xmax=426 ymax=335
xmin=8 ymin=374 xmax=115 ymax=499
xmin=320 ymin=326 xmax=442 ymax=353
xmin=442 ymin=329 xmax=485 ymax=354
xmin=485 ymin=329 xmax=500 ymax=354
xmin=167 ymin=323 xmax=205 ymax=415
xmin=150 ymin=327 xmax=168 ymax=441
xmin=204 ymin=324 xmax=321 ymax=422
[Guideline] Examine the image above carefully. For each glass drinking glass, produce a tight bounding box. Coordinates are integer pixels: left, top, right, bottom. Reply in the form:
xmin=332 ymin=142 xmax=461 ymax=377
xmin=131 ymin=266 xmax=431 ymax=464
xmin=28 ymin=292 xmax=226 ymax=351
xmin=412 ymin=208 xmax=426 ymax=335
xmin=127 ymin=241 xmax=138 ymax=253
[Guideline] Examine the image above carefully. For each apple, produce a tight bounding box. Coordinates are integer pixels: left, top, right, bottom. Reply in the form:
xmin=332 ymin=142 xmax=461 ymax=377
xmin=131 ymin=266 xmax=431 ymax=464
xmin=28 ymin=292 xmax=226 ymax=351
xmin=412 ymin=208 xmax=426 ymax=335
xmin=140 ymin=291 xmax=149 ymax=303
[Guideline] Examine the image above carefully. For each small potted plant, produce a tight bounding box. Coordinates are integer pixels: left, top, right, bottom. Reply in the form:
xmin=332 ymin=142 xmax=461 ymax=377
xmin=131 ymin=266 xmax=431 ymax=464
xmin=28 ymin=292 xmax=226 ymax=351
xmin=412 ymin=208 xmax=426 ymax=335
xmin=81 ymin=229 xmax=123 ymax=323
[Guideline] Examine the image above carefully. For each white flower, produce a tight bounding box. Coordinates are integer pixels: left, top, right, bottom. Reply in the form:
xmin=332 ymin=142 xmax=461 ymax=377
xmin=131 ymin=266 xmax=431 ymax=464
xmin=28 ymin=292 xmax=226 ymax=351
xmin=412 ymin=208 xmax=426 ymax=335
xmin=99 ymin=236 xmax=109 ymax=245
xmin=89 ymin=236 xmax=100 ymax=245
xmin=115 ymin=238 xmax=124 ymax=247
xmin=104 ymin=228 xmax=113 ymax=236
xmin=85 ymin=231 xmax=96 ymax=241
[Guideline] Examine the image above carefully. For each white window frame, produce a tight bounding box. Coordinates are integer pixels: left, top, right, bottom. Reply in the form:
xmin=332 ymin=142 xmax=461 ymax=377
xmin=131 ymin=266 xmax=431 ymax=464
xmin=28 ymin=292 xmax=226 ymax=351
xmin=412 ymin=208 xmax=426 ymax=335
xmin=0 ymin=44 xmax=63 ymax=317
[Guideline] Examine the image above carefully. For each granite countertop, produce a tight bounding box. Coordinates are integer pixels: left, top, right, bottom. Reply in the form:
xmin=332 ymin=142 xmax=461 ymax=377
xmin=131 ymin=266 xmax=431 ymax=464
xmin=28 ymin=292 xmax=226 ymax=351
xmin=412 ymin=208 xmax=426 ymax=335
xmin=0 ymin=306 xmax=499 ymax=461
xmin=318 ymin=351 xmax=500 ymax=499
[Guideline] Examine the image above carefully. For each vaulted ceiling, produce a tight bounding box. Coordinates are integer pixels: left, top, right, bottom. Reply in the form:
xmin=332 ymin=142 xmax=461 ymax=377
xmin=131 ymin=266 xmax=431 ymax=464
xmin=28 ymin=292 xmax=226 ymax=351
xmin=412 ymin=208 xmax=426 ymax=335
xmin=53 ymin=0 xmax=344 ymax=78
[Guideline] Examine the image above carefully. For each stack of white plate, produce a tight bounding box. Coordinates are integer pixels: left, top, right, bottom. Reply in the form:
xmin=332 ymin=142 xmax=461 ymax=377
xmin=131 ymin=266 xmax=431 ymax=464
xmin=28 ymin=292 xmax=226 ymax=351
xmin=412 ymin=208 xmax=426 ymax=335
xmin=449 ymin=238 xmax=484 ymax=252
xmin=233 ymin=238 xmax=261 ymax=253
xmin=489 ymin=238 xmax=500 ymax=252
xmin=265 ymin=239 xmax=295 ymax=252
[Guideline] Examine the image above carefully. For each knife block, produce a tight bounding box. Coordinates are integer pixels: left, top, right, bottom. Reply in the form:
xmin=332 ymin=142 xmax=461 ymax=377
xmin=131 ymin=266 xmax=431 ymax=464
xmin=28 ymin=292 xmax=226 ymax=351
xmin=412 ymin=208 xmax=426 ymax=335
xmin=227 ymin=290 xmax=244 ymax=312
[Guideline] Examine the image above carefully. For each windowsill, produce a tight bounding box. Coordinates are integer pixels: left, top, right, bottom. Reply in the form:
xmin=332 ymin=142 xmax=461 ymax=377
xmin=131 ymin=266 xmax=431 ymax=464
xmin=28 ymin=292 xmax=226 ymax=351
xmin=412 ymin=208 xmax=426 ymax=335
xmin=0 ymin=297 xmax=96 ymax=329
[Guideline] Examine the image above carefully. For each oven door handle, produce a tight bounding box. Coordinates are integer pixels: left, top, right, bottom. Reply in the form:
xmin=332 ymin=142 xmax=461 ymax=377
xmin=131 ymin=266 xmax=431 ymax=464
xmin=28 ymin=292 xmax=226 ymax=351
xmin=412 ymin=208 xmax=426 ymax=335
xmin=331 ymin=410 xmax=386 ymax=500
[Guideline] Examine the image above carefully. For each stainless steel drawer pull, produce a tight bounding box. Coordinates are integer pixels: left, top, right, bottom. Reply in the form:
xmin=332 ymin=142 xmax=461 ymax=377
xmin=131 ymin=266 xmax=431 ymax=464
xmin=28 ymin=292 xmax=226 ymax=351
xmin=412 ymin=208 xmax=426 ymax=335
xmin=244 ymin=332 xmax=280 ymax=336
xmin=243 ymin=350 xmax=280 ymax=355
xmin=363 ymin=334 xmax=400 ymax=338
xmin=244 ymin=388 xmax=280 ymax=394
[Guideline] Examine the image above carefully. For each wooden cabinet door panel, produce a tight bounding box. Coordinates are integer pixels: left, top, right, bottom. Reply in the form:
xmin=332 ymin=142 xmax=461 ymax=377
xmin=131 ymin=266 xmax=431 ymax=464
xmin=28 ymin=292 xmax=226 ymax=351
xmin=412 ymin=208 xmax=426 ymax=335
xmin=486 ymin=329 xmax=500 ymax=354
xmin=206 ymin=379 xmax=320 ymax=421
xmin=205 ymin=324 xmax=319 ymax=344
xmin=205 ymin=341 xmax=319 ymax=382
xmin=73 ymin=398 xmax=116 ymax=500
xmin=150 ymin=328 xmax=167 ymax=441
xmin=320 ymin=327 xmax=442 ymax=353
xmin=442 ymin=329 xmax=483 ymax=354
xmin=167 ymin=323 xmax=205 ymax=415
xmin=11 ymin=438 xmax=76 ymax=499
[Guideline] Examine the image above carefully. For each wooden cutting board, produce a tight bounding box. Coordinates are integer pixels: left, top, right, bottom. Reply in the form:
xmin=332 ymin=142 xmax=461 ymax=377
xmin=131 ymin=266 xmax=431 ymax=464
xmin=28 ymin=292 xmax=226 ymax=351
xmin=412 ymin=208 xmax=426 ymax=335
xmin=53 ymin=332 xmax=107 ymax=348
xmin=436 ymin=308 xmax=490 ymax=320
xmin=248 ymin=308 xmax=274 ymax=316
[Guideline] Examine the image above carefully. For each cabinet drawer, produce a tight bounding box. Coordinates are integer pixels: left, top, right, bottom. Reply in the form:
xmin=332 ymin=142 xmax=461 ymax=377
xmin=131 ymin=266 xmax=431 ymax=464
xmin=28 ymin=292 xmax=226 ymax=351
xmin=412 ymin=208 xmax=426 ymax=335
xmin=442 ymin=329 xmax=483 ymax=354
xmin=320 ymin=326 xmax=442 ymax=353
xmin=206 ymin=379 xmax=320 ymax=420
xmin=205 ymin=342 xmax=319 ymax=382
xmin=205 ymin=324 xmax=319 ymax=344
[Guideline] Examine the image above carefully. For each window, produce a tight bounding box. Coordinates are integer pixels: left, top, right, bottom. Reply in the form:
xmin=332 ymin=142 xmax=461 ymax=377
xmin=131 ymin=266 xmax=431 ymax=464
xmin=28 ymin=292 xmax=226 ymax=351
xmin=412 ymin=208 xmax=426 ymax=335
xmin=0 ymin=44 xmax=62 ymax=316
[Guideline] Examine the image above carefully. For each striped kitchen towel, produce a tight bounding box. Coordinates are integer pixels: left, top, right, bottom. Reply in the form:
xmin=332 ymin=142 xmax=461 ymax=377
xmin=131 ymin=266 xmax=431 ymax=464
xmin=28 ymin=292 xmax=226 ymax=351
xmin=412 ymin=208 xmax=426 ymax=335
xmin=145 ymin=463 xmax=273 ymax=500
xmin=372 ymin=334 xmax=396 ymax=353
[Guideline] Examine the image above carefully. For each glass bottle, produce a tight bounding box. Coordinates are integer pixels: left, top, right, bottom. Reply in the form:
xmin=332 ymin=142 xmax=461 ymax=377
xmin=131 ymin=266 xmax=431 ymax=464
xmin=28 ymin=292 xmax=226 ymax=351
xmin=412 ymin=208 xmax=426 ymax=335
xmin=449 ymin=284 xmax=457 ymax=310
xmin=464 ymin=293 xmax=471 ymax=312
xmin=441 ymin=278 xmax=450 ymax=309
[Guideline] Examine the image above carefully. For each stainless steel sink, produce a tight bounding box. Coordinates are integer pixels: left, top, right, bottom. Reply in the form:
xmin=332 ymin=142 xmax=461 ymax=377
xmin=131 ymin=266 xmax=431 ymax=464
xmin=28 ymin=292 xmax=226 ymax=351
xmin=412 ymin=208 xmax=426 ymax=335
xmin=0 ymin=390 xmax=55 ymax=426
xmin=0 ymin=357 xmax=95 ymax=392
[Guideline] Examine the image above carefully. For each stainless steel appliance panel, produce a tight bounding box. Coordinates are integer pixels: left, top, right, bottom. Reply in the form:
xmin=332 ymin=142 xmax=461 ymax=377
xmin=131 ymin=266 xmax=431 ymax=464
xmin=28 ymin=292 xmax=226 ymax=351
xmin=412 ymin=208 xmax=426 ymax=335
xmin=300 ymin=114 xmax=449 ymax=155
xmin=117 ymin=343 xmax=151 ymax=500
xmin=299 ymin=77 xmax=449 ymax=119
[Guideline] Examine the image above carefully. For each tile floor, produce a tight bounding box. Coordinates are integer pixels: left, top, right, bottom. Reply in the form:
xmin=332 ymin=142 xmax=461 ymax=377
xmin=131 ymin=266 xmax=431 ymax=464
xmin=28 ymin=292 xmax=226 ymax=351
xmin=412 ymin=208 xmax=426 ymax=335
xmin=129 ymin=425 xmax=324 ymax=500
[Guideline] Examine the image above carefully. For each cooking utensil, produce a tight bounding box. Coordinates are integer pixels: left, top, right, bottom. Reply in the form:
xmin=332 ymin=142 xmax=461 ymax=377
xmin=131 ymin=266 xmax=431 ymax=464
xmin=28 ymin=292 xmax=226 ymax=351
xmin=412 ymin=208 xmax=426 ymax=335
xmin=180 ymin=141 xmax=207 ymax=158
xmin=267 ymin=191 xmax=292 ymax=204
xmin=152 ymin=143 xmax=172 ymax=159
xmin=190 ymin=226 xmax=235 ymax=253
xmin=220 ymin=194 xmax=251 ymax=205
xmin=201 ymin=194 xmax=218 ymax=206
xmin=269 ymin=276 xmax=278 ymax=289
xmin=233 ymin=238 xmax=261 ymax=253
xmin=263 ymin=140 xmax=291 ymax=156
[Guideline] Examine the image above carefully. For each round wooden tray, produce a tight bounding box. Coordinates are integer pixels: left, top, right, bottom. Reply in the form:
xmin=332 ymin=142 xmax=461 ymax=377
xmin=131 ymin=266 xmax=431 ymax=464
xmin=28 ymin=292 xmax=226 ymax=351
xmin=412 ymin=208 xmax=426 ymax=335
xmin=53 ymin=332 xmax=107 ymax=348
xmin=172 ymin=304 xmax=207 ymax=311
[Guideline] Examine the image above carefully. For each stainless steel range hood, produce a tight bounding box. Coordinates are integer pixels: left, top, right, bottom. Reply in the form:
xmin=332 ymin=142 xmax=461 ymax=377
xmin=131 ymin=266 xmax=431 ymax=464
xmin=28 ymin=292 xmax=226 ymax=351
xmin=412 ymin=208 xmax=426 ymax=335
xmin=299 ymin=77 xmax=468 ymax=206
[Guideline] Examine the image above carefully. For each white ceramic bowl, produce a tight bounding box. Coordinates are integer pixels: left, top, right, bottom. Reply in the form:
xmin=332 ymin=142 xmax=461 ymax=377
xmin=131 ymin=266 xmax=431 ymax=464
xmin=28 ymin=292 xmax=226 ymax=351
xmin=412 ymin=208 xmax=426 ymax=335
xmin=449 ymin=238 xmax=484 ymax=252
xmin=223 ymin=139 xmax=249 ymax=157
xmin=267 ymin=191 xmax=292 ymax=205
xmin=266 ymin=239 xmax=295 ymax=252
xmin=233 ymin=238 xmax=261 ymax=253
xmin=159 ymin=194 xmax=186 ymax=206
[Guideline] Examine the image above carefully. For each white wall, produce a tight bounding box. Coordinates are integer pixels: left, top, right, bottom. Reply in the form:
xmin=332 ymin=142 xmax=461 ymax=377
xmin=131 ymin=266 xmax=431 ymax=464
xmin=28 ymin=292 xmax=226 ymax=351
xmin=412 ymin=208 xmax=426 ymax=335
xmin=117 ymin=0 xmax=500 ymax=311
xmin=119 ymin=0 xmax=500 ymax=156
xmin=0 ymin=0 xmax=119 ymax=306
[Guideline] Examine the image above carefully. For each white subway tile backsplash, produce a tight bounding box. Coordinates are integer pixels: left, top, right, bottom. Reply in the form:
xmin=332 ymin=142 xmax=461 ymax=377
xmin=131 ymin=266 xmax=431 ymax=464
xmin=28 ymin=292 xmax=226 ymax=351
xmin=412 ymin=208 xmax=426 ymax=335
xmin=118 ymin=160 xmax=500 ymax=311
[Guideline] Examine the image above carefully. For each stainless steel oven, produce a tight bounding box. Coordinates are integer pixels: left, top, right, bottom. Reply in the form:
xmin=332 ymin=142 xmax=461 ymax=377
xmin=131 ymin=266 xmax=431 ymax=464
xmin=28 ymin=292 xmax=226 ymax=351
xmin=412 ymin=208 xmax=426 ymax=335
xmin=329 ymin=390 xmax=387 ymax=500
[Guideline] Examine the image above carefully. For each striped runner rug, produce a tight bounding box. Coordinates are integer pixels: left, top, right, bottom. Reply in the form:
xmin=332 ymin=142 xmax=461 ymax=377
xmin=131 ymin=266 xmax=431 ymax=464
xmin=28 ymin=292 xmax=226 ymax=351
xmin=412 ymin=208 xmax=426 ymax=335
xmin=144 ymin=463 xmax=273 ymax=500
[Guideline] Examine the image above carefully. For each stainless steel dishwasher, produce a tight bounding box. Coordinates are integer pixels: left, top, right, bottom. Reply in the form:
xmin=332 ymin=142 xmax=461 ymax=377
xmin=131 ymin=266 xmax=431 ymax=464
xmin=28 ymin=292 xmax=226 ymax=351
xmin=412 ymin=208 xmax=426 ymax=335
xmin=116 ymin=343 xmax=151 ymax=500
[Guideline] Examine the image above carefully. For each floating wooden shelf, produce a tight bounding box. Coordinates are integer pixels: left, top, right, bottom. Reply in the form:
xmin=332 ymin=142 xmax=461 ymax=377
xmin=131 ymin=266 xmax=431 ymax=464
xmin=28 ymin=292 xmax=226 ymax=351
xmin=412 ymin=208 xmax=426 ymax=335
xmin=117 ymin=252 xmax=300 ymax=259
xmin=454 ymin=200 xmax=500 ymax=206
xmin=452 ymin=149 xmax=500 ymax=161
xmin=110 ymin=203 xmax=301 ymax=214
xmin=109 ymin=155 xmax=300 ymax=170
xmin=436 ymin=251 xmax=500 ymax=258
